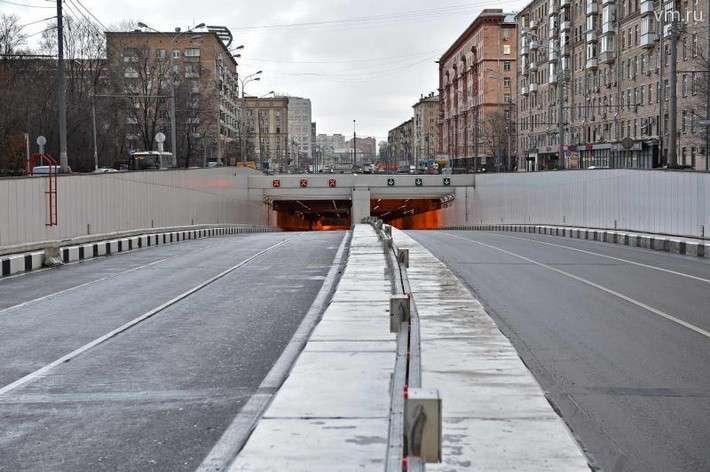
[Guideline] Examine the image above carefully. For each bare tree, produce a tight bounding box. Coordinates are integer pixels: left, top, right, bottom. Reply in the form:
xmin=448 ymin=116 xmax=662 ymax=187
xmin=0 ymin=14 xmax=27 ymax=55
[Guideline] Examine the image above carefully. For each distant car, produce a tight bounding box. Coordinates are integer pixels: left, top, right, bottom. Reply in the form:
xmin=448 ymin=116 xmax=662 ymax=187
xmin=94 ymin=167 xmax=118 ymax=174
xmin=32 ymin=165 xmax=71 ymax=175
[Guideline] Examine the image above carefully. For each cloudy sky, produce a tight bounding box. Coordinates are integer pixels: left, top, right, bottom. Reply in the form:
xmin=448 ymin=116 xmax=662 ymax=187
xmin=5 ymin=0 xmax=526 ymax=142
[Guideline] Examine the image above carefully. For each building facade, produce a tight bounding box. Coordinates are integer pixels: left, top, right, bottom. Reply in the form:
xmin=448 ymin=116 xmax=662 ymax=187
xmin=286 ymin=96 xmax=312 ymax=169
xmin=516 ymin=0 xmax=708 ymax=171
xmin=345 ymin=136 xmax=377 ymax=163
xmin=413 ymin=93 xmax=440 ymax=164
xmin=240 ymin=97 xmax=289 ymax=171
xmin=438 ymin=9 xmax=518 ymax=171
xmin=106 ymin=31 xmax=240 ymax=166
xmin=388 ymin=119 xmax=414 ymax=167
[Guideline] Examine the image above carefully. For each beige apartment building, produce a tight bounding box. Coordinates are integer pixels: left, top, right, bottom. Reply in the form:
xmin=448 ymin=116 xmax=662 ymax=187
xmin=388 ymin=118 xmax=414 ymax=168
xmin=106 ymin=30 xmax=240 ymax=166
xmin=240 ymin=97 xmax=289 ymax=172
xmin=413 ymin=93 xmax=440 ymax=165
xmin=438 ymin=9 xmax=518 ymax=171
xmin=516 ymin=0 xmax=708 ymax=171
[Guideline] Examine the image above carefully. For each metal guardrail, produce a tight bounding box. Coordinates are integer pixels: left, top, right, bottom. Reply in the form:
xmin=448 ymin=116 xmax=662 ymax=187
xmin=365 ymin=217 xmax=430 ymax=472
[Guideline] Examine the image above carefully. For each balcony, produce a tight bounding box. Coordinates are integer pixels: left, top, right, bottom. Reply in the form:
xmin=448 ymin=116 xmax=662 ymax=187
xmin=561 ymin=20 xmax=572 ymax=31
xmin=602 ymin=0 xmax=615 ymax=5
xmin=640 ymin=32 xmax=657 ymax=47
xmin=530 ymin=19 xmax=538 ymax=29
xmin=529 ymin=82 xmax=539 ymax=93
xmin=587 ymin=30 xmax=598 ymax=42
xmin=602 ymin=21 xmax=616 ymax=34
xmin=640 ymin=0 xmax=655 ymax=15
xmin=549 ymin=73 xmax=558 ymax=84
xmin=586 ymin=2 xmax=598 ymax=14
xmin=521 ymin=85 xmax=529 ymax=96
xmin=561 ymin=43 xmax=571 ymax=56
xmin=586 ymin=57 xmax=599 ymax=69
xmin=529 ymin=61 xmax=538 ymax=71
xmin=521 ymin=45 xmax=529 ymax=55
xmin=529 ymin=40 xmax=540 ymax=50
xmin=600 ymin=50 xmax=616 ymax=63
xmin=549 ymin=0 xmax=559 ymax=14
xmin=549 ymin=48 xmax=559 ymax=62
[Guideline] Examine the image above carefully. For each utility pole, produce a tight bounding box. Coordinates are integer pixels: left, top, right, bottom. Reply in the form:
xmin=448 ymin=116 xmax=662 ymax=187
xmin=56 ymin=0 xmax=68 ymax=171
xmin=353 ymin=119 xmax=357 ymax=168
xmin=659 ymin=4 xmax=666 ymax=165
xmin=91 ymin=94 xmax=98 ymax=171
xmin=668 ymin=1 xmax=678 ymax=167
xmin=558 ymin=65 xmax=565 ymax=170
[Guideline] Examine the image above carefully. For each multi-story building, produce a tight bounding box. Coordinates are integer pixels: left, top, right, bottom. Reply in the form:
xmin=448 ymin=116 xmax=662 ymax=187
xmin=345 ymin=136 xmax=377 ymax=163
xmin=388 ymin=119 xmax=414 ymax=167
xmin=516 ymin=0 xmax=708 ymax=171
xmin=106 ymin=30 xmax=240 ymax=166
xmin=240 ymin=97 xmax=289 ymax=171
xmin=285 ymin=96 xmax=312 ymax=169
xmin=438 ymin=9 xmax=518 ymax=171
xmin=316 ymin=133 xmax=346 ymax=167
xmin=413 ymin=93 xmax=440 ymax=164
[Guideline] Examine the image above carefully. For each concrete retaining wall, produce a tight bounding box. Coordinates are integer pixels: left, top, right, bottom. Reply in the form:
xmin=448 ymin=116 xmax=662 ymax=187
xmin=441 ymin=170 xmax=710 ymax=239
xmin=0 ymin=168 xmax=273 ymax=248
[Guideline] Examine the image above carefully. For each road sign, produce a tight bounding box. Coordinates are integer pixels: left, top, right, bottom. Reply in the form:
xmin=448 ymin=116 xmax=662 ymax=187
xmin=415 ymin=178 xmax=423 ymax=187
xmin=387 ymin=178 xmax=395 ymax=187
xmin=299 ymin=179 xmax=308 ymax=188
xmin=328 ymin=178 xmax=337 ymax=188
xmin=154 ymin=132 xmax=166 ymax=143
xmin=272 ymin=179 xmax=281 ymax=188
xmin=443 ymin=177 xmax=451 ymax=186
xmin=36 ymin=135 xmax=46 ymax=153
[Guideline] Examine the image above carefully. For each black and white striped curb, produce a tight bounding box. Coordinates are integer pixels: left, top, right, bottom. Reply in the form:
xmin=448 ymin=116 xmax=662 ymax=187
xmin=444 ymin=224 xmax=710 ymax=259
xmin=1 ymin=225 xmax=275 ymax=279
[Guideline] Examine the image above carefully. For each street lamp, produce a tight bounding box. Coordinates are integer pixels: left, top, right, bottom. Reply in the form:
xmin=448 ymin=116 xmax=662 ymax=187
xmin=240 ymin=71 xmax=263 ymax=98
xmin=138 ymin=21 xmax=205 ymax=163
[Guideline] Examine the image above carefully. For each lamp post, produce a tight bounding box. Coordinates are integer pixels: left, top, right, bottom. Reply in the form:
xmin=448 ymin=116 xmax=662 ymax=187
xmin=239 ymin=71 xmax=263 ymax=98
xmin=137 ymin=21 xmax=205 ymax=164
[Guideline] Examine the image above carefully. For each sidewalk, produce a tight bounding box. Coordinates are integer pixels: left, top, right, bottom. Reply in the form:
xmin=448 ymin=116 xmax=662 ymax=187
xmin=230 ymin=225 xmax=394 ymax=471
xmin=229 ymin=224 xmax=590 ymax=470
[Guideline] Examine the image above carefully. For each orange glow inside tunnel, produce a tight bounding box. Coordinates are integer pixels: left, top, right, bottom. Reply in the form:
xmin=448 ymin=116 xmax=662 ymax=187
xmin=270 ymin=198 xmax=445 ymax=231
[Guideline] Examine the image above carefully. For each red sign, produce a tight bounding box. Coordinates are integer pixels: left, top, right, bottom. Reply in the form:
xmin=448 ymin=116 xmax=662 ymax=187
xmin=300 ymin=179 xmax=309 ymax=188
xmin=328 ymin=178 xmax=337 ymax=188
xmin=272 ymin=179 xmax=281 ymax=188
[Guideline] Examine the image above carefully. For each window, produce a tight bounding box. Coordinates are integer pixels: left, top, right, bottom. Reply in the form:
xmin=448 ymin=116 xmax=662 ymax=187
xmin=503 ymin=44 xmax=512 ymax=55
xmin=172 ymin=49 xmax=180 ymax=59
xmin=184 ymin=48 xmax=201 ymax=58
xmin=157 ymin=49 xmax=166 ymax=59
xmin=504 ymin=77 xmax=512 ymax=87
xmin=682 ymin=74 xmax=688 ymax=96
xmin=503 ymin=61 xmax=511 ymax=71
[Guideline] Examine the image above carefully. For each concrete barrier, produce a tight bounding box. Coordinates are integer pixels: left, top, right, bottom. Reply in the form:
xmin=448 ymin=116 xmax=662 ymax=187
xmin=442 ymin=224 xmax=710 ymax=260
xmin=0 ymin=224 xmax=276 ymax=279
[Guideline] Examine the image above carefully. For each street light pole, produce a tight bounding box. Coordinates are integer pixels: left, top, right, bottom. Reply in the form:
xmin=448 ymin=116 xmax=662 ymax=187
xmin=353 ymin=120 xmax=357 ymax=168
xmin=56 ymin=0 xmax=68 ymax=171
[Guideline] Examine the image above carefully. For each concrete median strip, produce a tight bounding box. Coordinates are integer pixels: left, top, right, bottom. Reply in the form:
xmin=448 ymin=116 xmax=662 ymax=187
xmin=0 ymin=225 xmax=276 ymax=279
xmin=392 ymin=228 xmax=590 ymax=471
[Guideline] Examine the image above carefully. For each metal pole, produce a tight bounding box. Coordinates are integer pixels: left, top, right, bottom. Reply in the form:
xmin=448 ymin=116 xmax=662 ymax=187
xmin=56 ymin=0 xmax=68 ymax=171
xmin=558 ymin=63 xmax=565 ymax=170
xmin=353 ymin=120 xmax=357 ymax=168
xmin=706 ymin=0 xmax=709 ymax=170
xmin=659 ymin=5 xmax=666 ymax=165
xmin=170 ymin=79 xmax=177 ymax=166
xmin=668 ymin=4 xmax=678 ymax=167
xmin=91 ymin=95 xmax=98 ymax=171
xmin=24 ymin=133 xmax=30 ymax=174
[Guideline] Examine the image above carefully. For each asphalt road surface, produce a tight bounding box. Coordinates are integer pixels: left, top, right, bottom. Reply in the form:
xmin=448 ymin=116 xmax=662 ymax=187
xmin=408 ymin=229 xmax=710 ymax=472
xmin=0 ymin=231 xmax=345 ymax=472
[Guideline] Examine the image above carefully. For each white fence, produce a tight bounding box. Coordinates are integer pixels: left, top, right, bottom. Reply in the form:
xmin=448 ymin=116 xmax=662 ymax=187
xmin=0 ymin=168 xmax=270 ymax=248
xmin=442 ymin=170 xmax=710 ymax=239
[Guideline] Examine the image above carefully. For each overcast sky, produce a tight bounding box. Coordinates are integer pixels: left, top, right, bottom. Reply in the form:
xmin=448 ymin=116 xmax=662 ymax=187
xmin=5 ymin=0 xmax=527 ymax=142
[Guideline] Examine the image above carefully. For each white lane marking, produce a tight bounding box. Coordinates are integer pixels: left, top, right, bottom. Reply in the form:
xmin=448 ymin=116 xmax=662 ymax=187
xmin=0 ymin=239 xmax=290 ymax=397
xmin=442 ymin=232 xmax=710 ymax=340
xmin=482 ymin=231 xmax=710 ymax=285
xmin=0 ymin=257 xmax=170 ymax=315
xmin=196 ymin=232 xmax=350 ymax=472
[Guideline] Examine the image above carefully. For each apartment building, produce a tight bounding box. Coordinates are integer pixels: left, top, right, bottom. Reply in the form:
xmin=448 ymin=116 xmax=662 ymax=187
xmin=286 ymin=96 xmax=312 ymax=168
xmin=413 ymin=93 xmax=440 ymax=164
xmin=438 ymin=9 xmax=518 ymax=171
xmin=517 ymin=0 xmax=708 ymax=171
xmin=345 ymin=136 xmax=377 ymax=163
xmin=240 ymin=97 xmax=289 ymax=171
xmin=106 ymin=30 xmax=240 ymax=166
xmin=388 ymin=118 xmax=414 ymax=166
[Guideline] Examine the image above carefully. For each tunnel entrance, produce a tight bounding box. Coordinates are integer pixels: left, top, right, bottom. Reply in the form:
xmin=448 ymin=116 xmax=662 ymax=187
xmin=270 ymin=197 xmax=448 ymax=231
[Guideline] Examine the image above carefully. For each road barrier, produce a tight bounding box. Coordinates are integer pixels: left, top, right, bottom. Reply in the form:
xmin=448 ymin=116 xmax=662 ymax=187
xmin=366 ymin=217 xmax=442 ymax=471
xmin=443 ymin=224 xmax=710 ymax=259
xmin=0 ymin=224 xmax=277 ymax=279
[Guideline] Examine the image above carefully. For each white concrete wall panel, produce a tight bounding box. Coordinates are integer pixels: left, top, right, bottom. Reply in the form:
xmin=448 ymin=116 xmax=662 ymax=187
xmin=0 ymin=168 xmax=268 ymax=247
xmin=442 ymin=170 xmax=710 ymax=238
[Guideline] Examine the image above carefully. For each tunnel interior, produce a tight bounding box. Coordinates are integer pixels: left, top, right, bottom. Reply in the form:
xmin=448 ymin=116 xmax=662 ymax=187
xmin=270 ymin=197 xmax=448 ymax=231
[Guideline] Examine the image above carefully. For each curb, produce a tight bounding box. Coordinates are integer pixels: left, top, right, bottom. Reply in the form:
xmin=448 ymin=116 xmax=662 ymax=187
xmin=443 ymin=224 xmax=709 ymax=260
xmin=0 ymin=225 xmax=276 ymax=279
